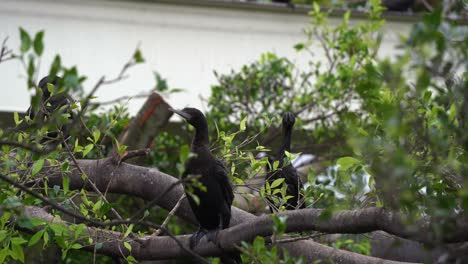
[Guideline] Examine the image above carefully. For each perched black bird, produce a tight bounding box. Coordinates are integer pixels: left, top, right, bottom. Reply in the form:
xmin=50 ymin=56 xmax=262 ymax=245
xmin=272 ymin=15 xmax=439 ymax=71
xmin=271 ymin=0 xmax=295 ymax=8
xmin=169 ymin=107 xmax=239 ymax=263
xmin=27 ymin=76 xmax=74 ymax=146
xmin=382 ymin=0 xmax=415 ymax=11
xmin=265 ymin=112 xmax=304 ymax=211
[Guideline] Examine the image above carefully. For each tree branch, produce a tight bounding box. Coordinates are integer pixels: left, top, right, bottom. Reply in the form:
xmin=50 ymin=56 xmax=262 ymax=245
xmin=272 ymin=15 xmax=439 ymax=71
xmin=17 ymin=206 xmax=412 ymax=264
xmin=28 ymin=158 xmax=466 ymax=262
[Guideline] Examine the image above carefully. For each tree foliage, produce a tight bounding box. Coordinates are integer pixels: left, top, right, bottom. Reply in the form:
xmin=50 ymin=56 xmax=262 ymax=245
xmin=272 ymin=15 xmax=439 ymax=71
xmin=0 ymin=1 xmax=467 ymax=263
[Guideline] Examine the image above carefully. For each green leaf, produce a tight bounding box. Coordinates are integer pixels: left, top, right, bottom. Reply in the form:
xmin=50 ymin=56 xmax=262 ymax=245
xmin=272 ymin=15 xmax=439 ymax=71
xmin=239 ymin=117 xmax=247 ymax=131
xmin=83 ymin=144 xmax=94 ymax=157
xmin=46 ymin=83 xmax=55 ymax=96
xmin=11 ymin=243 xmax=24 ymax=263
xmin=43 ymin=230 xmax=49 ymax=245
xmin=28 ymin=230 xmax=44 ymax=247
xmin=13 ymin=112 xmax=22 ymax=126
xmin=49 ymin=55 xmax=61 ymax=78
xmin=0 ymin=248 xmax=9 ymax=263
xmin=123 ymin=241 xmax=132 ymax=251
xmin=124 ymin=224 xmax=134 ymax=238
xmin=337 ymin=157 xmax=361 ymax=172
xmin=93 ymin=129 xmax=101 ymax=143
xmin=313 ymin=2 xmax=320 ymax=13
xmin=63 ymin=176 xmax=70 ymax=193
xmin=27 ymin=57 xmax=35 ymax=78
xmin=70 ymin=243 xmax=82 ymax=249
xmin=33 ymin=31 xmax=44 ymax=56
xmin=118 ymin=144 xmax=127 ymax=156
xmin=423 ymin=90 xmax=432 ymax=103
xmin=19 ymin=27 xmax=31 ymax=53
xmin=61 ymin=161 xmax=69 ymax=171
xmin=293 ymin=43 xmax=305 ymax=51
xmin=73 ymin=224 xmax=85 ymax=240
xmin=448 ymin=103 xmax=457 ymax=122
xmin=273 ymin=160 xmax=280 ymax=170
xmin=17 ymin=218 xmax=44 ymax=230
xmin=253 ymin=236 xmax=265 ymax=251
xmin=0 ymin=230 xmax=7 ymax=242
xmin=270 ymin=178 xmax=285 ymax=189
xmin=133 ymin=49 xmax=144 ymax=63
xmin=343 ymin=10 xmax=351 ymax=23
xmin=32 ymin=159 xmax=45 ymax=176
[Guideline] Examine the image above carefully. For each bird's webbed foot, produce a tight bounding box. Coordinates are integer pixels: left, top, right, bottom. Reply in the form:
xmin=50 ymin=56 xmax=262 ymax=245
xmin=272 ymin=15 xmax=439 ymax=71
xmin=189 ymin=228 xmax=207 ymax=249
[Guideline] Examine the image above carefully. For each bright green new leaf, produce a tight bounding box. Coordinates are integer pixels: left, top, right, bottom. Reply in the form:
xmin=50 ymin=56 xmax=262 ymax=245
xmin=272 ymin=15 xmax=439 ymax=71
xmin=93 ymin=129 xmax=101 ymax=143
xmin=273 ymin=160 xmax=280 ymax=170
xmin=70 ymin=243 xmax=82 ymax=249
xmin=63 ymin=176 xmax=70 ymax=193
xmin=28 ymin=230 xmax=45 ymax=247
xmin=13 ymin=112 xmax=22 ymax=126
xmin=83 ymin=144 xmax=94 ymax=157
xmin=240 ymin=117 xmax=247 ymax=131
xmin=124 ymin=241 xmax=132 ymax=251
xmin=270 ymin=178 xmax=285 ymax=189
xmin=32 ymin=159 xmax=45 ymax=176
xmin=337 ymin=157 xmax=361 ymax=172
xmin=11 ymin=243 xmax=24 ymax=263
xmin=124 ymin=224 xmax=134 ymax=238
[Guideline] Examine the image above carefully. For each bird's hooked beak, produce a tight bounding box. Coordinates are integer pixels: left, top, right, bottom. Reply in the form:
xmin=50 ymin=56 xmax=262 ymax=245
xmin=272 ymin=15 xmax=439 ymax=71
xmin=168 ymin=108 xmax=191 ymax=120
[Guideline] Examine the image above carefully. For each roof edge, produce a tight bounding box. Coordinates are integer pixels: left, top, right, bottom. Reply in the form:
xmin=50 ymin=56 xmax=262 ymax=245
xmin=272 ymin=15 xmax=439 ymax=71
xmin=119 ymin=0 xmax=467 ymax=24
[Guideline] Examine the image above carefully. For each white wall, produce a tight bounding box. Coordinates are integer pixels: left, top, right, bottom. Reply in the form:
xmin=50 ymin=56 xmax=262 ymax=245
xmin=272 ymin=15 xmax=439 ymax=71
xmin=0 ymin=0 xmax=410 ymax=114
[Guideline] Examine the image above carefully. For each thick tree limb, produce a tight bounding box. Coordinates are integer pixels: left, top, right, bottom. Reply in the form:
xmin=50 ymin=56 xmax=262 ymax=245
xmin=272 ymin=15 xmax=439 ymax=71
xmin=218 ymin=207 xmax=468 ymax=247
xmin=30 ymin=158 xmax=465 ymax=261
xmin=20 ymin=206 xmax=413 ymax=264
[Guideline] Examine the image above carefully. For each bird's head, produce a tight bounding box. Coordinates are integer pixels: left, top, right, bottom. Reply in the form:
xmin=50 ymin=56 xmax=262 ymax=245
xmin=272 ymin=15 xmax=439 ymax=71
xmin=38 ymin=75 xmax=62 ymax=100
xmin=282 ymin=112 xmax=295 ymax=129
xmin=169 ymin=107 xmax=207 ymax=128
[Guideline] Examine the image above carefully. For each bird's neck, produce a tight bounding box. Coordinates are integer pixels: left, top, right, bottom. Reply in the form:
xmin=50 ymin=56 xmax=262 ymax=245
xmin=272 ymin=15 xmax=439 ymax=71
xmin=279 ymin=126 xmax=292 ymax=156
xmin=191 ymin=123 xmax=210 ymax=151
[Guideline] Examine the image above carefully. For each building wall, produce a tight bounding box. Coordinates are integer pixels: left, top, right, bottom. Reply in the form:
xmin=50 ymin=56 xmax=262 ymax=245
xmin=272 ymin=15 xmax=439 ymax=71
xmin=0 ymin=0 xmax=411 ymax=114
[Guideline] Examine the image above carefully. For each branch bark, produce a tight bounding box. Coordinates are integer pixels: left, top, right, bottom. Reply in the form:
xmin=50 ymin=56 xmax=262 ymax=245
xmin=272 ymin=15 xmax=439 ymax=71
xmin=30 ymin=158 xmax=466 ymax=262
xmin=20 ymin=206 xmax=414 ymax=264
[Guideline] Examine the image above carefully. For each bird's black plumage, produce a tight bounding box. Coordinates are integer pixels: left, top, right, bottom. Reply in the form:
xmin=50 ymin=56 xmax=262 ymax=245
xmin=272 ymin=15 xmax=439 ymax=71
xmin=27 ymin=76 xmax=74 ymax=145
xmin=382 ymin=0 xmax=414 ymax=11
xmin=265 ymin=112 xmax=304 ymax=211
xmin=170 ymin=107 xmax=239 ymax=263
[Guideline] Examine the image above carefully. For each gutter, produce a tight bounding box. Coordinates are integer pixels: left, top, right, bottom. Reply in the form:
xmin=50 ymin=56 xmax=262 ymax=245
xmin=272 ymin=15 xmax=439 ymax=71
xmin=117 ymin=0 xmax=468 ymax=25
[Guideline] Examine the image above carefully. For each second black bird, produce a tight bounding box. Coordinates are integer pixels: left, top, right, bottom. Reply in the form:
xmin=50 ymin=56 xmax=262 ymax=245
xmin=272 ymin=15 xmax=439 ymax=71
xmin=265 ymin=112 xmax=305 ymax=212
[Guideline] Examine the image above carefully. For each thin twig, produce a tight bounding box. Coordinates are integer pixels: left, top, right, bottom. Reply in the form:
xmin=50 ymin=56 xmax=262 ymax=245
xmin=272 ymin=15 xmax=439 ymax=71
xmin=275 ymin=233 xmax=326 ymax=244
xmin=420 ymin=0 xmax=434 ymax=11
xmin=153 ymin=193 xmax=186 ymax=236
xmin=0 ymin=37 xmax=15 ymax=63
xmin=129 ymin=175 xmax=199 ymax=221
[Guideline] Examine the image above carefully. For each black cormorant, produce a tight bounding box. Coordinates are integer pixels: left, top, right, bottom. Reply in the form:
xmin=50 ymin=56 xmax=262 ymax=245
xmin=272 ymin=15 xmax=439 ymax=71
xmin=265 ymin=112 xmax=304 ymax=211
xmin=27 ymin=76 xmax=74 ymax=145
xmin=382 ymin=0 xmax=415 ymax=11
xmin=169 ymin=107 xmax=239 ymax=263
